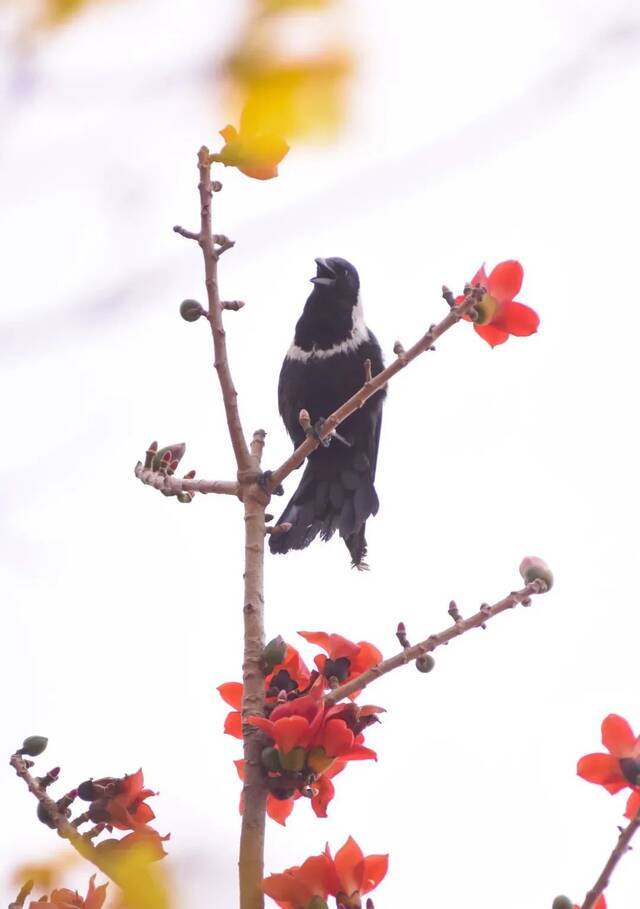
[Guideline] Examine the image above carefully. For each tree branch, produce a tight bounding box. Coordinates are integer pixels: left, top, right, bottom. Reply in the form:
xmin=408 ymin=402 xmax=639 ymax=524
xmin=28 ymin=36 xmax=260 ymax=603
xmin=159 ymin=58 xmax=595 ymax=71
xmin=9 ymin=752 xmax=126 ymax=888
xmin=195 ymin=146 xmax=252 ymax=474
xmin=325 ymin=579 xmax=548 ymax=705
xmin=267 ymin=287 xmax=483 ymax=492
xmin=581 ymin=807 xmax=640 ymax=909
xmin=134 ymin=462 xmax=240 ymax=497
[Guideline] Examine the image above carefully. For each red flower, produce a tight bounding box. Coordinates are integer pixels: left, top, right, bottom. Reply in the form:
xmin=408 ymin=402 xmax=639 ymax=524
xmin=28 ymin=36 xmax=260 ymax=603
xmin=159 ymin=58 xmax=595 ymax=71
xmin=573 ymin=898 xmax=606 ymax=909
xmin=216 ymin=120 xmax=289 ymax=180
xmin=262 ymin=837 xmax=388 ymax=909
xmin=457 ymin=260 xmax=539 ymax=347
xmin=263 ymin=853 xmax=333 ymax=909
xmin=104 ymin=769 xmax=157 ymax=831
xmin=577 ymin=714 xmax=640 ymax=794
xmin=30 ymin=875 xmax=108 ymax=909
xmin=297 ymin=631 xmax=382 ymax=697
xmin=218 ymin=645 xmax=312 ymax=739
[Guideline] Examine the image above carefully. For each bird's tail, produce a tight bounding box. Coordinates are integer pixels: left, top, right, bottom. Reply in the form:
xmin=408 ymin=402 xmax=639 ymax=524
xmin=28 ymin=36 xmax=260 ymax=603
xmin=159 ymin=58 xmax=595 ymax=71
xmin=268 ymin=449 xmax=378 ymax=568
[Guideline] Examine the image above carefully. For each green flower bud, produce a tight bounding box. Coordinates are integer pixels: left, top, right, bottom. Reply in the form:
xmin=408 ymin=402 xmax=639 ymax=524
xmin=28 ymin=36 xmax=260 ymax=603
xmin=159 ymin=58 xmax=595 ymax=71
xmin=262 ymin=635 xmax=287 ymax=675
xmin=261 ymin=747 xmax=282 ymax=772
xmin=551 ymin=897 xmax=572 ymax=909
xmin=519 ymin=556 xmax=554 ymax=591
xmin=279 ymin=747 xmax=306 ymax=772
xmin=179 ymin=299 xmax=205 ymax=322
xmin=416 ymin=654 xmax=435 ymax=673
xmin=37 ymin=801 xmax=56 ymax=828
xmin=22 ymin=735 xmax=48 ymax=756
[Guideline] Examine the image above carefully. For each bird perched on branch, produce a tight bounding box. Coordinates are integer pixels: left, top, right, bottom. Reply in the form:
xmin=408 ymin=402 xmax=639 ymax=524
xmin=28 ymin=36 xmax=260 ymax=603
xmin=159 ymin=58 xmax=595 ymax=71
xmin=269 ymin=257 xmax=386 ymax=568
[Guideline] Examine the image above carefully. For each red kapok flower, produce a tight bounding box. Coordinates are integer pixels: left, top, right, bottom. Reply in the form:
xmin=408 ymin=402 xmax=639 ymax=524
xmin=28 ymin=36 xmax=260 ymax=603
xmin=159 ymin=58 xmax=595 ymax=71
xmin=457 ymin=260 xmax=539 ymax=347
xmin=216 ymin=120 xmax=289 ymax=180
xmin=297 ymin=631 xmax=382 ymax=698
xmin=577 ymin=714 xmax=640 ymax=794
xmin=218 ymin=645 xmax=312 ymax=739
xmin=263 ymin=853 xmax=333 ymax=909
xmin=104 ymin=769 xmax=157 ymax=830
xmin=30 ymin=875 xmax=108 ymax=909
xmin=325 ymin=836 xmax=388 ymax=908
xmin=572 ymin=898 xmax=606 ymax=909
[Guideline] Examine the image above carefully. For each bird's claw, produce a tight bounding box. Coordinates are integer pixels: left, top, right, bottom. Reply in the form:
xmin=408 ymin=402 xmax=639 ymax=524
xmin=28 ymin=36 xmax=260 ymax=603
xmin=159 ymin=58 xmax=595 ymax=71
xmin=307 ymin=418 xmax=351 ymax=449
xmin=258 ymin=470 xmax=284 ymax=496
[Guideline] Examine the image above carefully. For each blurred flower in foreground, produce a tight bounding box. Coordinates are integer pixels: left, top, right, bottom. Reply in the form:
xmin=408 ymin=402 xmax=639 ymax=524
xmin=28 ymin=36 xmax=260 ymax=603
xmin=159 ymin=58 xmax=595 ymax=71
xmin=262 ymin=835 xmax=388 ymax=908
xmin=223 ymin=0 xmax=354 ymax=146
xmin=577 ymin=714 xmax=640 ymax=794
xmin=457 ymin=260 xmax=539 ymax=347
xmin=215 ymin=120 xmax=289 ymax=180
xmin=29 ymin=874 xmax=107 ymax=909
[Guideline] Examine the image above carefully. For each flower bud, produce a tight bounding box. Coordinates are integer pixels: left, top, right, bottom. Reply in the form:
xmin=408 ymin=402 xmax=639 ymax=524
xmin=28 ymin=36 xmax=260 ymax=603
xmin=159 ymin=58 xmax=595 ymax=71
xmin=179 ymin=299 xmax=205 ymax=322
xmin=21 ymin=735 xmax=48 ymax=756
xmin=306 ymin=746 xmax=334 ymax=774
xmin=37 ymin=801 xmax=57 ymax=828
xmin=262 ymin=636 xmax=287 ymax=675
xmin=153 ymin=444 xmax=186 ymax=471
xmin=551 ymin=897 xmax=572 ymax=909
xmin=308 ymin=899 xmax=329 ymax=909
xmin=279 ymin=747 xmax=306 ymax=772
xmin=78 ymin=779 xmax=98 ymax=801
xmin=519 ymin=556 xmax=554 ymax=591
xmin=88 ymin=799 xmax=112 ymax=823
xmin=473 ymin=292 xmax=498 ymax=325
xmin=416 ymin=654 xmax=435 ymax=673
xmin=261 ymin=747 xmax=282 ymax=772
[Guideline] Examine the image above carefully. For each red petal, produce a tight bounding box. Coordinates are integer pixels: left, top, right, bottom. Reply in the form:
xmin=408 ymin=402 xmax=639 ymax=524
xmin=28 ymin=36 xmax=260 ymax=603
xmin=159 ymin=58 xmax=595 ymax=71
xmin=343 ymin=744 xmax=377 ymax=762
xmin=217 ymin=682 xmax=243 ymax=709
xmin=474 ymin=323 xmax=509 ymax=347
xmin=577 ymin=753 xmax=628 ymax=793
xmin=318 ymin=719 xmax=354 ymax=757
xmin=267 ymin=794 xmax=294 ymax=826
xmin=492 ymin=300 xmax=539 ymax=336
xmin=262 ymin=871 xmax=306 ymax=904
xmin=298 ymin=631 xmax=332 ymax=653
xmin=470 ymin=263 xmax=488 ymax=287
xmin=270 ymin=693 xmax=323 ymax=724
xmin=625 ymin=789 xmax=640 ymax=819
xmin=602 ymin=714 xmax=636 ymax=758
xmin=333 ymin=836 xmax=365 ymax=895
xmin=272 ymin=715 xmax=310 ymax=753
xmin=361 ymin=853 xmax=389 ymax=894
xmin=486 ymin=260 xmax=523 ymax=302
xmin=296 ymin=854 xmax=333 ymax=899
xmin=131 ymin=802 xmax=155 ymax=824
xmin=120 ymin=769 xmax=144 ymax=798
xmin=311 ymin=774 xmax=335 ymax=818
xmin=247 ymin=716 xmax=276 ymax=738
xmin=224 ymin=711 xmax=243 ymax=739
xmin=234 ymin=759 xmax=245 ymax=781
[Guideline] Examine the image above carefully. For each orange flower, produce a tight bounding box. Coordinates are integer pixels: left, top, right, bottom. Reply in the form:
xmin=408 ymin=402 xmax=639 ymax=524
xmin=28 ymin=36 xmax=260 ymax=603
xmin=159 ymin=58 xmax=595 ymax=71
xmin=577 ymin=714 xmax=640 ymax=794
xmin=297 ymin=631 xmax=382 ymax=698
xmin=216 ymin=120 xmax=289 ymax=180
xmin=263 ymin=837 xmax=388 ymax=909
xmin=218 ymin=645 xmax=312 ymax=739
xmin=325 ymin=836 xmax=388 ymax=908
xmin=30 ymin=875 xmax=107 ymax=909
xmin=103 ymin=769 xmax=157 ymax=831
xmin=573 ymin=898 xmax=605 ymax=909
xmin=457 ymin=260 xmax=539 ymax=347
xmin=263 ymin=853 xmax=332 ymax=909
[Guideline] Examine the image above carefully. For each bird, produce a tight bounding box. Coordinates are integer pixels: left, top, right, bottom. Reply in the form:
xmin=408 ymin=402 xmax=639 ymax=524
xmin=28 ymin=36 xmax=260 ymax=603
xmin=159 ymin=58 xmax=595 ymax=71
xmin=269 ymin=256 xmax=386 ymax=568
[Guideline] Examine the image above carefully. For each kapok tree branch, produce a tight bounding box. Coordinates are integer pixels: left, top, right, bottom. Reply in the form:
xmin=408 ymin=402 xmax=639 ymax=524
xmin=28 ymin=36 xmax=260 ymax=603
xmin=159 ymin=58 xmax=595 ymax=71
xmin=581 ymin=806 xmax=640 ymax=909
xmin=134 ymin=462 xmax=240 ymax=498
xmin=325 ymin=579 xmax=548 ymax=705
xmin=266 ymin=286 xmax=484 ymax=493
xmin=9 ymin=752 xmax=126 ymax=888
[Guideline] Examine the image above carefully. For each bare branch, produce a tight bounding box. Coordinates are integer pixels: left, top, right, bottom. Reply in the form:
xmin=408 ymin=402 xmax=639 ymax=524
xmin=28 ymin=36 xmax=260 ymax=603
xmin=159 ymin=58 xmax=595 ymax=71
xmin=134 ymin=462 xmax=240 ymax=498
xmin=581 ymin=806 xmax=640 ymax=909
xmin=325 ymin=579 xmax=548 ymax=704
xmin=267 ymin=288 xmax=482 ymax=492
xmin=196 ymin=146 xmax=252 ymax=473
xmin=173 ymin=225 xmax=200 ymax=241
xmin=9 ymin=879 xmax=34 ymax=909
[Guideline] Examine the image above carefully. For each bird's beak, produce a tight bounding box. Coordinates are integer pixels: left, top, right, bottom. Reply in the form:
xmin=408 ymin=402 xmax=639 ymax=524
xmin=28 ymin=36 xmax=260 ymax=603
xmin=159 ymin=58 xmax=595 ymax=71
xmin=310 ymin=257 xmax=337 ymax=286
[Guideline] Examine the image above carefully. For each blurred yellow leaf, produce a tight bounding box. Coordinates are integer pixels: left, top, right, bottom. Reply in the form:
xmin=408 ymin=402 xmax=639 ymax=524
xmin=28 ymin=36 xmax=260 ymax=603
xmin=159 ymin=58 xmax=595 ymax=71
xmin=97 ymin=842 xmax=172 ymax=909
xmin=216 ymin=121 xmax=289 ymax=179
xmin=42 ymin=0 xmax=95 ymax=27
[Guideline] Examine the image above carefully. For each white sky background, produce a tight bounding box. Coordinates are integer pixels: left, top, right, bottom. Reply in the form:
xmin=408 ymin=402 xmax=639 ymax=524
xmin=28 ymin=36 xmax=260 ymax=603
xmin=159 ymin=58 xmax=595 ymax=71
xmin=2 ymin=0 xmax=640 ymax=906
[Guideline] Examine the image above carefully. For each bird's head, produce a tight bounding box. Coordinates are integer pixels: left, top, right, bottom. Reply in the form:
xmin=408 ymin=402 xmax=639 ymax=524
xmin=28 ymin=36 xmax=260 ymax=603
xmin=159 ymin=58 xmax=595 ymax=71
xmin=310 ymin=257 xmax=360 ymax=299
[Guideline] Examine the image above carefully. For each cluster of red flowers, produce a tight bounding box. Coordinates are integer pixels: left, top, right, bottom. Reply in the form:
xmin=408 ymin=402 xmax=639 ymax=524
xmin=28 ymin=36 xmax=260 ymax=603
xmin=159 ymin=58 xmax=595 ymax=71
xmin=217 ymin=635 xmax=382 ymax=825
xmin=77 ymin=769 xmax=169 ymax=862
xmin=29 ymin=875 xmax=107 ymax=909
xmin=577 ymin=714 xmax=640 ymax=819
xmin=262 ymin=836 xmax=388 ymax=909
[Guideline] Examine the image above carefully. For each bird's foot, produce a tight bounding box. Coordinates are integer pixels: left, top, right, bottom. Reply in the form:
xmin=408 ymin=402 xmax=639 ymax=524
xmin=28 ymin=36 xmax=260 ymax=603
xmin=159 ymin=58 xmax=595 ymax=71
xmin=307 ymin=418 xmax=352 ymax=449
xmin=257 ymin=470 xmax=284 ymax=496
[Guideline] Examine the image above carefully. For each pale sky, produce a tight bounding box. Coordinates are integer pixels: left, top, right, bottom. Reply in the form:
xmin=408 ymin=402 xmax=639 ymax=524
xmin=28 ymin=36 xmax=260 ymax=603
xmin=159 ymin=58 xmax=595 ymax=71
xmin=2 ymin=1 xmax=640 ymax=906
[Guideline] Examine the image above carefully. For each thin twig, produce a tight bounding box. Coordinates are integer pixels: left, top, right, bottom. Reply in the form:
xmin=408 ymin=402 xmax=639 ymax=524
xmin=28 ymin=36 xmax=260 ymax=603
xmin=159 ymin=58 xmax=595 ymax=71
xmin=267 ymin=288 xmax=482 ymax=492
xmin=134 ymin=462 xmax=240 ymax=497
xmin=325 ymin=579 xmax=547 ymax=704
xmin=196 ymin=146 xmax=252 ymax=473
xmin=9 ymin=879 xmax=34 ymax=909
xmin=9 ymin=753 xmax=126 ymax=887
xmin=581 ymin=807 xmax=640 ymax=909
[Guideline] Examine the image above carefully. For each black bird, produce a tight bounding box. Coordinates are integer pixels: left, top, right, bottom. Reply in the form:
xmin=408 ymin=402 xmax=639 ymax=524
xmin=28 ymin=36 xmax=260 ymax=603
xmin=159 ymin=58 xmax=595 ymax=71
xmin=269 ymin=257 xmax=386 ymax=568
